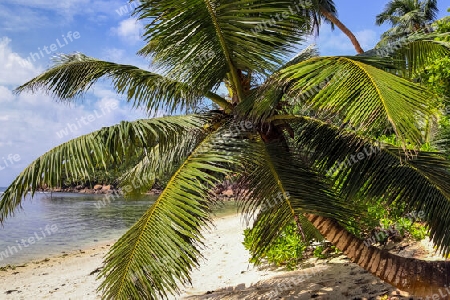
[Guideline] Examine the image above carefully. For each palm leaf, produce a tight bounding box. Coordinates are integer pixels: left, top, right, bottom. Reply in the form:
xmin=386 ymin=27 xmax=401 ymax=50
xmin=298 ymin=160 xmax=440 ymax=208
xmin=134 ymin=0 xmax=309 ymax=95
xmin=282 ymin=44 xmax=320 ymax=69
xmin=236 ymin=138 xmax=351 ymax=262
xmin=290 ymin=116 xmax=450 ymax=256
xmin=375 ymin=0 xmax=438 ymax=28
xmin=118 ymin=128 xmax=204 ymax=197
xmin=274 ymin=56 xmax=439 ymax=148
xmin=392 ymin=36 xmax=450 ymax=78
xmin=366 ymin=33 xmax=450 ymax=78
xmin=14 ymin=53 xmax=231 ymax=114
xmin=432 ymin=123 xmax=450 ymax=156
xmin=98 ymin=122 xmax=252 ymax=299
xmin=306 ymin=0 xmax=337 ymax=34
xmin=236 ymin=45 xmax=320 ymax=120
xmin=0 ymin=115 xmax=210 ymax=223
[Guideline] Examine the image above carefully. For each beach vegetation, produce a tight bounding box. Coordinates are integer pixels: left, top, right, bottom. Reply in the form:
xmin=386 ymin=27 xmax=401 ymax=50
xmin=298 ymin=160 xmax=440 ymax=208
xmin=243 ymin=223 xmax=308 ymax=270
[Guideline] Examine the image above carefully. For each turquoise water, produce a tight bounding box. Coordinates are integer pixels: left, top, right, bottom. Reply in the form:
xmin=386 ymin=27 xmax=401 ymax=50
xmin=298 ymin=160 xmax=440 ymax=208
xmin=0 ymin=187 xmax=239 ymax=266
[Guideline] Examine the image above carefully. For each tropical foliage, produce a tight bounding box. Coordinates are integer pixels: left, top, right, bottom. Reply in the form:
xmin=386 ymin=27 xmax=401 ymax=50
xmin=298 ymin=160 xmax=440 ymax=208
xmin=421 ymin=10 xmax=450 ymax=98
xmin=1 ymin=0 xmax=450 ymax=299
xmin=243 ymin=222 xmax=309 ymax=270
xmin=243 ymin=181 xmax=429 ymax=271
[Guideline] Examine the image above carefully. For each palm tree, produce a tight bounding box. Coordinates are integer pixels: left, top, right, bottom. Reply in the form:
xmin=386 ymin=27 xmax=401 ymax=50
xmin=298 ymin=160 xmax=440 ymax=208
xmin=376 ymin=0 xmax=439 ymax=43
xmin=2 ymin=1 xmax=450 ymax=298
xmin=308 ymin=0 xmax=365 ymax=54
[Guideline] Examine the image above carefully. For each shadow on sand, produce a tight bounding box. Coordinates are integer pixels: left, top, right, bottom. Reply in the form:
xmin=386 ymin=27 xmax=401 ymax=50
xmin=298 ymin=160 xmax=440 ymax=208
xmin=184 ymin=258 xmax=416 ymax=300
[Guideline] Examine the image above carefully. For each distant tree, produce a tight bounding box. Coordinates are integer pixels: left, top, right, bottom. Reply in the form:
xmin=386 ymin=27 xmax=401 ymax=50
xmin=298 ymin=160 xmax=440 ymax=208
xmin=376 ymin=0 xmax=439 ymax=44
xmin=306 ymin=0 xmax=365 ymax=53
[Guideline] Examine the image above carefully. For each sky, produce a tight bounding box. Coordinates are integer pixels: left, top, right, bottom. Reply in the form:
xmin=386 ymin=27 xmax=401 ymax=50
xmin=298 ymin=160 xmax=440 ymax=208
xmin=0 ymin=0 xmax=448 ymax=186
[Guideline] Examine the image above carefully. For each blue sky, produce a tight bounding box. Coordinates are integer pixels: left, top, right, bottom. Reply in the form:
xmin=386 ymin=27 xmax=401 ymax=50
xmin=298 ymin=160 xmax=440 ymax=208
xmin=0 ymin=0 xmax=448 ymax=186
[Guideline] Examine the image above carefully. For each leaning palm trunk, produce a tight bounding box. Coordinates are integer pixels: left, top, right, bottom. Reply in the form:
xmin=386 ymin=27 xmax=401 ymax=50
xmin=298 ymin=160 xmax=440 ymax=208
xmin=306 ymin=214 xmax=450 ymax=298
xmin=319 ymin=7 xmax=364 ymax=54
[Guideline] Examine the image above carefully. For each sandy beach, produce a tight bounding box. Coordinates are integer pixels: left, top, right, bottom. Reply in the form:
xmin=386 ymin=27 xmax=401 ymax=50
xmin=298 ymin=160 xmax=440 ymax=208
xmin=0 ymin=213 xmax=437 ymax=300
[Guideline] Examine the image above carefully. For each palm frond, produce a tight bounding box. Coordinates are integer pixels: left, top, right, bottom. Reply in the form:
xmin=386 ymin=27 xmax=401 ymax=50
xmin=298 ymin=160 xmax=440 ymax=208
xmin=98 ymin=123 xmax=251 ymax=299
xmin=282 ymin=44 xmax=320 ymax=70
xmin=295 ymin=213 xmax=324 ymax=242
xmin=14 ymin=53 xmax=231 ymax=114
xmin=290 ymin=116 xmax=450 ymax=256
xmin=306 ymin=0 xmax=337 ymax=34
xmin=392 ymin=36 xmax=450 ymax=78
xmin=273 ymin=56 xmax=439 ymax=148
xmin=0 ymin=115 xmax=211 ymax=223
xmin=236 ymin=138 xmax=351 ymax=262
xmin=133 ymin=0 xmax=309 ymax=92
xmin=118 ymin=129 xmax=203 ymax=197
xmin=236 ymin=45 xmax=320 ymax=119
xmin=367 ymin=33 xmax=450 ymax=78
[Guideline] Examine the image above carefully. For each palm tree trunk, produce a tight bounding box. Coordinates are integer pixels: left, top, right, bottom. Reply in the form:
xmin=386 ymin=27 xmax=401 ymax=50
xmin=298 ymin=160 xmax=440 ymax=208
xmin=305 ymin=214 xmax=450 ymax=298
xmin=319 ymin=8 xmax=364 ymax=54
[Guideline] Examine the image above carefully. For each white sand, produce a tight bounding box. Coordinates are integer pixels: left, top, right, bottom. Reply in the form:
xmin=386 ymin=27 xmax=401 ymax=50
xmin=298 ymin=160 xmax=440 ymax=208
xmin=0 ymin=214 xmax=424 ymax=300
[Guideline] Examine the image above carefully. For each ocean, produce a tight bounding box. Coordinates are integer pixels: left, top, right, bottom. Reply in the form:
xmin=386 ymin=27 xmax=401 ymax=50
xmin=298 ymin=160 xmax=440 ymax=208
xmin=0 ymin=187 xmax=157 ymax=266
xmin=0 ymin=187 xmax=238 ymax=266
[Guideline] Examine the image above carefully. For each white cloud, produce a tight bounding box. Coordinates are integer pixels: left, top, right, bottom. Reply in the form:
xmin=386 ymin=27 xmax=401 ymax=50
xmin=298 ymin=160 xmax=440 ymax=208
xmin=0 ymin=37 xmax=40 ymax=86
xmin=111 ymin=18 xmax=143 ymax=44
xmin=0 ymin=36 xmax=147 ymax=186
xmin=0 ymin=86 xmax=14 ymax=102
xmin=0 ymin=141 xmax=13 ymax=147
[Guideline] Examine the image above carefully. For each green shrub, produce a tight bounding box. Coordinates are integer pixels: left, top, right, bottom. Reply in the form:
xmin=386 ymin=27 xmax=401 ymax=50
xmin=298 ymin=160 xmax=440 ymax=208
xmin=344 ymin=195 xmax=429 ymax=245
xmin=244 ymin=198 xmax=429 ymax=270
xmin=312 ymin=245 xmax=327 ymax=259
xmin=243 ymin=223 xmax=308 ymax=270
xmin=243 ymin=222 xmax=345 ymax=270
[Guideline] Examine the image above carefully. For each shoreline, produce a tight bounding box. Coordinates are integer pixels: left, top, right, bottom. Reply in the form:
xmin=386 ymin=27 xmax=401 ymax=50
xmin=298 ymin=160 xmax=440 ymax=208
xmin=0 ymin=213 xmax=437 ymax=300
xmin=34 ymin=183 xmax=239 ymax=200
xmin=0 ymin=239 xmax=113 ymax=299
